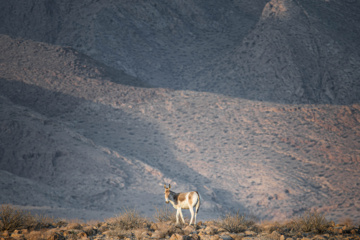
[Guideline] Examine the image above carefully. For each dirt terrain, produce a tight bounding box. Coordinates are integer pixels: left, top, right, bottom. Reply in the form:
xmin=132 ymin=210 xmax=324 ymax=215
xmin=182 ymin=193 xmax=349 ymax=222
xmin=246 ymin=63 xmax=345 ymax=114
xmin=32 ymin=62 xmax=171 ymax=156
xmin=1 ymin=205 xmax=360 ymax=240
xmin=0 ymin=0 xmax=360 ymax=223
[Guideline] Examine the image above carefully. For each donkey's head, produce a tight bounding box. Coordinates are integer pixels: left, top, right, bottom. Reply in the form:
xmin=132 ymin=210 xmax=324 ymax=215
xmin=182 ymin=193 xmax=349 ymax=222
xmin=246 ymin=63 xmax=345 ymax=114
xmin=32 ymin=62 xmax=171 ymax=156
xmin=164 ymin=184 xmax=171 ymax=204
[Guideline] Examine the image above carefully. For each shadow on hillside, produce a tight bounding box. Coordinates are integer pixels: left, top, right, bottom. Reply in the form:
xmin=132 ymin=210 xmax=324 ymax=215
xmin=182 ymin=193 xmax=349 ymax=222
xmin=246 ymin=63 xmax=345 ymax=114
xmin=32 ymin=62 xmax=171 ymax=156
xmin=0 ymin=78 xmax=246 ymax=218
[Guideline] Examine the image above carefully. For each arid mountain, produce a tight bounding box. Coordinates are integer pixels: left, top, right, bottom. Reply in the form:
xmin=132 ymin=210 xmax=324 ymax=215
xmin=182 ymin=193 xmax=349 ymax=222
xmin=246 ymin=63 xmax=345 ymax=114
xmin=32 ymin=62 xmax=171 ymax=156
xmin=2 ymin=0 xmax=359 ymax=104
xmin=0 ymin=0 xmax=360 ymax=222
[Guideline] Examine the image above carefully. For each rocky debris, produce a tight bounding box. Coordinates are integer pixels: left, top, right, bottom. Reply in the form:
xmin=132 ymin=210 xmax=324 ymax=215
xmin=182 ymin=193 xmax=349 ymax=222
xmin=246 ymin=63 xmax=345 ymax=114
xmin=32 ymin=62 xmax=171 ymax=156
xmin=1 ymin=220 xmax=360 ymax=240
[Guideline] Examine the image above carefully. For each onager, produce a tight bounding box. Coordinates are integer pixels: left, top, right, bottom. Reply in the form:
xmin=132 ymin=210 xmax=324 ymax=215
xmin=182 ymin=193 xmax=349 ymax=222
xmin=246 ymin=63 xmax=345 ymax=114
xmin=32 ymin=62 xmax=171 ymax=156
xmin=164 ymin=184 xmax=201 ymax=225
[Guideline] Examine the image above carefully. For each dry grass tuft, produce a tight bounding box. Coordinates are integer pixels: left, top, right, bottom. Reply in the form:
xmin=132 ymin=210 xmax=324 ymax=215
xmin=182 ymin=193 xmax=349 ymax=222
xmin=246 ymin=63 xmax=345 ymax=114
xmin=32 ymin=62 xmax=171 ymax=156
xmin=260 ymin=220 xmax=282 ymax=233
xmin=153 ymin=206 xmax=176 ymax=223
xmin=218 ymin=210 xmax=256 ymax=233
xmin=110 ymin=208 xmax=149 ymax=231
xmin=31 ymin=214 xmax=57 ymax=230
xmin=291 ymin=210 xmax=330 ymax=234
xmin=0 ymin=205 xmax=36 ymax=231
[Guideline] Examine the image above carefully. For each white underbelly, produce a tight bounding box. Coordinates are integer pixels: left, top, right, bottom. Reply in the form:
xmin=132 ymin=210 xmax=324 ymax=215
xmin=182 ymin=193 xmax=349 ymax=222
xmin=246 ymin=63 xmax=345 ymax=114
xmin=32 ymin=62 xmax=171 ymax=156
xmin=178 ymin=201 xmax=190 ymax=209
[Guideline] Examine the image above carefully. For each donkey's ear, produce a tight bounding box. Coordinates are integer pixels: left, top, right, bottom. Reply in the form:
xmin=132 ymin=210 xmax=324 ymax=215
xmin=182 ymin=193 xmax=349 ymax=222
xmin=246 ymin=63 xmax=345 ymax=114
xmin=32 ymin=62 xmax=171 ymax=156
xmin=164 ymin=184 xmax=167 ymax=189
xmin=169 ymin=184 xmax=171 ymax=189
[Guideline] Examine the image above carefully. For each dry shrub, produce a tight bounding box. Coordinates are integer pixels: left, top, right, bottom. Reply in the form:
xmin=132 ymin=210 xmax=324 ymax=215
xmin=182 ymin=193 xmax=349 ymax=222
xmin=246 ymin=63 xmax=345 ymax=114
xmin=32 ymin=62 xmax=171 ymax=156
xmin=0 ymin=205 xmax=59 ymax=232
xmin=260 ymin=220 xmax=282 ymax=233
xmin=219 ymin=210 xmax=256 ymax=233
xmin=31 ymin=214 xmax=57 ymax=230
xmin=111 ymin=208 xmax=148 ymax=230
xmin=291 ymin=210 xmax=330 ymax=234
xmin=261 ymin=220 xmax=299 ymax=237
xmin=153 ymin=206 xmax=176 ymax=223
xmin=0 ymin=205 xmax=35 ymax=231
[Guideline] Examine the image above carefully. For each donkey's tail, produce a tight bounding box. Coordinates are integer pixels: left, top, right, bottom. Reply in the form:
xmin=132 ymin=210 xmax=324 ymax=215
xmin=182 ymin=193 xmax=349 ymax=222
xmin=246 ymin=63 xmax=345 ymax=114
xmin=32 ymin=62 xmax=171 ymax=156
xmin=195 ymin=191 xmax=201 ymax=213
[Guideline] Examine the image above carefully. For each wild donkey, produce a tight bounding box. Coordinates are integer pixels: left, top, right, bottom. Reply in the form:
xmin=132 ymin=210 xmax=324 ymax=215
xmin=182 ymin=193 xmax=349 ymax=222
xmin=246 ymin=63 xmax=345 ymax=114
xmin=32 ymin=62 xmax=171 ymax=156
xmin=164 ymin=184 xmax=201 ymax=225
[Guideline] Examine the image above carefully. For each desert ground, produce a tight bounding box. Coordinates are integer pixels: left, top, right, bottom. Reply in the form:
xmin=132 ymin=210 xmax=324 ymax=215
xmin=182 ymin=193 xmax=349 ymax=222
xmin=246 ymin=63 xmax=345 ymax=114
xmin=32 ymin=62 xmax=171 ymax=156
xmin=1 ymin=205 xmax=360 ymax=240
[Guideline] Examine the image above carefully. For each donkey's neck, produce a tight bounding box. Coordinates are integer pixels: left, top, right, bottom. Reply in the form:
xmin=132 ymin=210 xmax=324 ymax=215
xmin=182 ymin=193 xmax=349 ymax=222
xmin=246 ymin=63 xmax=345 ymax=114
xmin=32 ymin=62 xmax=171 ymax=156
xmin=169 ymin=191 xmax=179 ymax=206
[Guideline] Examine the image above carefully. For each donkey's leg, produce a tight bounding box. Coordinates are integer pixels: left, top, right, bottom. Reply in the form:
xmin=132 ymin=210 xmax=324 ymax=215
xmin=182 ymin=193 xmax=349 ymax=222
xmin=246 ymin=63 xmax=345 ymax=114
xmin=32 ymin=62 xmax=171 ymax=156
xmin=194 ymin=193 xmax=200 ymax=225
xmin=179 ymin=209 xmax=185 ymax=224
xmin=189 ymin=207 xmax=195 ymax=225
xmin=194 ymin=209 xmax=197 ymax=225
xmin=176 ymin=209 xmax=180 ymax=225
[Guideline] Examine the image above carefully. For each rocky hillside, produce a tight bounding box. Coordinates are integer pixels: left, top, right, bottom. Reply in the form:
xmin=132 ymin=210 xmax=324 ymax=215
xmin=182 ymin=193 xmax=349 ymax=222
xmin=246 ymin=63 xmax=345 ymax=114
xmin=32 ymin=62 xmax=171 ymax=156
xmin=195 ymin=0 xmax=360 ymax=104
xmin=0 ymin=0 xmax=360 ymax=222
xmin=1 ymin=0 xmax=359 ymax=104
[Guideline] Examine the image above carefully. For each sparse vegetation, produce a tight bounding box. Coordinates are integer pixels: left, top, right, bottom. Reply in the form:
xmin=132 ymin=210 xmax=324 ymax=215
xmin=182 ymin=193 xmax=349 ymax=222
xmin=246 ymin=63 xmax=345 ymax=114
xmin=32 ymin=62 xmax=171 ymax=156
xmin=218 ymin=210 xmax=256 ymax=233
xmin=291 ymin=210 xmax=330 ymax=234
xmin=0 ymin=205 xmax=57 ymax=232
xmin=109 ymin=208 xmax=149 ymax=230
xmin=0 ymin=205 xmax=359 ymax=239
xmin=153 ymin=206 xmax=176 ymax=223
xmin=32 ymin=214 xmax=57 ymax=230
xmin=0 ymin=205 xmax=35 ymax=231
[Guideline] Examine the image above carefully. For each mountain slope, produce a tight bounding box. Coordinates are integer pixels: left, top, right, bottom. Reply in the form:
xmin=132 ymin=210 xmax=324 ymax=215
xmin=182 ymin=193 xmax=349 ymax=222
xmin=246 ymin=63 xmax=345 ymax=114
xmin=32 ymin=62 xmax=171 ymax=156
xmin=194 ymin=0 xmax=360 ymax=104
xmin=1 ymin=35 xmax=360 ymax=221
xmin=1 ymin=0 xmax=358 ymax=104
